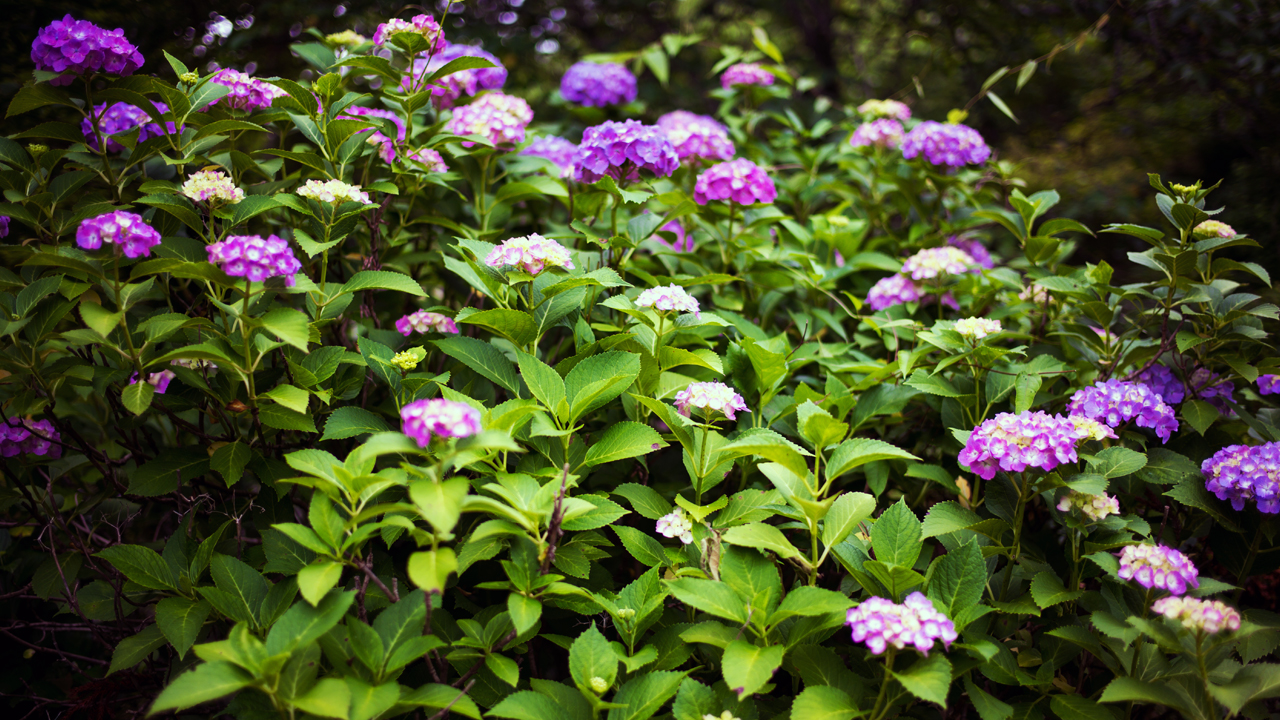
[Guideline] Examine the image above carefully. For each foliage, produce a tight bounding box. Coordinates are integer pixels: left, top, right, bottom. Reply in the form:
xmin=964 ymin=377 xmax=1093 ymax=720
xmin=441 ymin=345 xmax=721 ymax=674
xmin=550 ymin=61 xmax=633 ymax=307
xmin=2 ymin=8 xmax=1280 ymax=720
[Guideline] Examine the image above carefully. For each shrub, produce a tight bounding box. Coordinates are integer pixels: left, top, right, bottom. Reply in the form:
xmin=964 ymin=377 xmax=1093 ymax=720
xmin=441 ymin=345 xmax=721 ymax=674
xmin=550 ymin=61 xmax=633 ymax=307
xmin=2 ymin=11 xmax=1279 ymax=720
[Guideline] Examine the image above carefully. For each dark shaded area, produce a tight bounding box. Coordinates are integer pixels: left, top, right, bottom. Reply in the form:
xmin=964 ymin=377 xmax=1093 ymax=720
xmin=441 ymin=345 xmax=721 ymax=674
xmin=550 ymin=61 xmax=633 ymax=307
xmin=1 ymin=0 xmax=1275 ymax=272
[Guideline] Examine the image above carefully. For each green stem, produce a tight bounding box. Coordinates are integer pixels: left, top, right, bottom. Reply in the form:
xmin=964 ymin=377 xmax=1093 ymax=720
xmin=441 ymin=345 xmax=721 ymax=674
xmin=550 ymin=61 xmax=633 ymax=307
xmin=1233 ymin=527 xmax=1263 ymax=602
xmin=1195 ymin=632 xmax=1217 ymax=720
xmin=1000 ymin=472 xmax=1032 ymax=601
xmin=869 ymin=648 xmax=897 ymax=720
xmin=695 ymin=425 xmax=710 ymax=504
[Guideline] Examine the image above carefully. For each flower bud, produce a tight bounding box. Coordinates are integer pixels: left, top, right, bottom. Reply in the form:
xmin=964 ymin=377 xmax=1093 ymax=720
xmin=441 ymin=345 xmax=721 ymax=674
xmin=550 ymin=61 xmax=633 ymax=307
xmin=179 ymin=71 xmax=199 ymax=85
xmin=589 ymin=676 xmax=608 ymax=694
xmin=27 ymin=143 xmax=48 ymax=159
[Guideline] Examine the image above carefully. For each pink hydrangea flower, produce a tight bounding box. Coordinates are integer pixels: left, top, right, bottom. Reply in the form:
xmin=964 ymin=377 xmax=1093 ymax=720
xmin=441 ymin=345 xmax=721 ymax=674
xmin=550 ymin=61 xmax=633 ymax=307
xmin=693 ymin=158 xmax=777 ymax=205
xmin=407 ymin=148 xmax=449 ymax=172
xmin=76 ymin=211 xmax=162 ymax=258
xmin=0 ymin=417 xmax=61 ymax=458
xmin=657 ymin=111 xmax=735 ymax=162
xmin=572 ymin=120 xmax=679 ymax=184
xmin=521 ymin=135 xmax=578 ymax=178
xmin=396 ymin=310 xmax=458 ymax=336
xmin=209 ymin=69 xmax=287 ymax=112
xmin=31 ymin=15 xmax=143 ymax=85
xmin=129 ymin=369 xmax=175 ymax=394
xmin=845 ymin=593 xmax=957 ymax=656
xmin=445 ymin=92 xmax=534 ymax=148
xmin=636 ymin=284 xmax=699 ymax=316
xmin=373 ymin=14 xmax=444 ymax=48
xmin=720 ymin=62 xmax=774 ymax=89
xmin=901 ymin=121 xmax=991 ymax=167
xmin=849 ymin=119 xmax=905 ymax=150
xmin=401 ymin=398 xmax=481 ymax=447
xmin=1118 ymin=544 xmax=1199 ymax=595
xmin=959 ymin=411 xmax=1097 ymax=480
xmin=484 ymin=234 xmax=575 ymax=275
xmin=857 ymin=99 xmax=911 ymax=121
xmin=674 ymin=382 xmax=749 ymax=421
xmin=560 ymin=61 xmax=637 ymax=107
xmin=340 ymin=106 xmax=407 ymax=163
xmin=207 ymin=235 xmax=303 ymax=286
xmin=901 ymin=246 xmax=978 ymax=280
xmin=1151 ymin=596 xmax=1241 ymax=634
xmin=1203 ymin=442 xmax=1280 ymax=513
xmin=1067 ymin=380 xmax=1179 ymax=443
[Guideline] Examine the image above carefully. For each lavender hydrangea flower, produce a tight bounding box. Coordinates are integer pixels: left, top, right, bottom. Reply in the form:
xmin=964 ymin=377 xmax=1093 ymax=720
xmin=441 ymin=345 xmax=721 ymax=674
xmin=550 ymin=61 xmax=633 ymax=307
xmin=1259 ymin=375 xmax=1280 ymax=396
xmin=521 ymin=136 xmax=578 ymax=178
xmin=340 ymin=106 xmax=407 ymax=162
xmin=560 ymin=61 xmax=637 ymax=107
xmin=396 ymin=310 xmax=459 ymax=336
xmin=656 ymin=111 xmax=735 ymax=162
xmin=0 ymin=417 xmax=61 ymax=459
xmin=182 ymin=169 xmax=244 ymax=205
xmin=1151 ymin=596 xmax=1241 ymax=635
xmin=0 ymin=217 xmax=9 ymax=238
xmin=1133 ymin=364 xmax=1185 ymax=405
xmin=867 ymin=275 xmax=921 ymax=310
xmin=401 ymin=398 xmax=481 ymax=448
xmin=674 ymin=382 xmax=749 ymax=421
xmin=849 ymin=119 xmax=905 ymax=150
xmin=1188 ymin=368 xmax=1237 ymax=416
xmin=901 ymin=246 xmax=977 ymax=280
xmin=959 ymin=411 xmax=1095 ymax=480
xmin=484 ymin=234 xmax=575 ymax=275
xmin=81 ymin=102 xmax=176 ymax=152
xmin=130 ymin=369 xmax=175 ymax=394
xmin=1057 ymin=490 xmax=1121 ymax=521
xmin=946 ymin=236 xmax=994 ymax=269
xmin=845 ymin=593 xmax=957 ymax=656
xmin=901 ymin=121 xmax=991 ymax=167
xmin=656 ymin=219 xmax=693 ymax=253
xmin=720 ymin=62 xmax=775 ymax=89
xmin=31 ymin=16 xmax=144 ymax=85
xmin=209 ymin=69 xmax=286 ymax=112
xmin=1067 ymin=380 xmax=1179 ymax=443
xmin=207 ymin=235 xmax=303 ymax=287
xmin=656 ymin=507 xmax=694 ymax=544
xmin=76 ymin=211 xmax=162 ymax=258
xmin=445 ymin=92 xmax=534 ymax=148
xmin=405 ymin=43 xmax=506 ymax=107
xmin=693 ymin=158 xmax=777 ymax=206
xmin=407 ymin=148 xmax=449 ymax=172
xmin=1118 ymin=544 xmax=1199 ymax=595
xmin=572 ymin=120 xmax=679 ymax=184
xmin=636 ymin=284 xmax=699 ymax=316
xmin=373 ymin=14 xmax=444 ymax=49
xmin=1202 ymin=442 xmax=1280 ymax=513
xmin=857 ymin=99 xmax=911 ymax=121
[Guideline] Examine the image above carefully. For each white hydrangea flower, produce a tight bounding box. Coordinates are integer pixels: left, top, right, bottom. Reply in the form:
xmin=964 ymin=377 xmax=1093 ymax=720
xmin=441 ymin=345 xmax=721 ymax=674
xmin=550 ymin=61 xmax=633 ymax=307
xmin=656 ymin=507 xmax=693 ymax=544
xmin=954 ymin=317 xmax=1002 ymax=340
xmin=296 ymin=178 xmax=372 ymax=205
xmin=636 ymin=284 xmax=700 ymax=316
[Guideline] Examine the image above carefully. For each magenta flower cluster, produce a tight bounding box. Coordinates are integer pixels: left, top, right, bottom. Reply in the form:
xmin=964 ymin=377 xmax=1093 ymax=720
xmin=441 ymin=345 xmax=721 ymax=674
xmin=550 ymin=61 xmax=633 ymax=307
xmin=521 ymin=136 xmax=578 ymax=177
xmin=845 ymin=593 xmax=957 ymax=656
xmin=484 ymin=234 xmax=575 ymax=275
xmin=82 ymin=102 xmax=176 ymax=152
xmin=31 ymin=16 xmax=143 ymax=85
xmin=849 ymin=119 xmax=905 ymax=150
xmin=207 ymin=235 xmax=302 ymax=286
xmin=396 ymin=310 xmax=459 ymax=336
xmin=572 ymin=120 xmax=679 ymax=184
xmin=407 ymin=148 xmax=449 ymax=172
xmin=560 ymin=61 xmax=638 ymax=107
xmin=1118 ymin=544 xmax=1200 ymax=595
xmin=720 ymin=62 xmax=774 ymax=89
xmin=408 ymin=43 xmax=506 ymax=108
xmin=901 ymin=121 xmax=992 ymax=167
xmin=209 ymin=69 xmax=286 ymax=112
xmin=959 ymin=411 xmax=1106 ymax=480
xmin=657 ymin=111 xmax=735 ymax=162
xmin=693 ymin=158 xmax=777 ymax=206
xmin=373 ymin=14 xmax=444 ymax=48
xmin=1203 ymin=442 xmax=1280 ymax=513
xmin=446 ymin=92 xmax=534 ymax=148
xmin=656 ymin=219 xmax=694 ymax=253
xmin=1 ymin=417 xmax=61 ymax=459
xmin=400 ymin=399 xmax=482 ymax=448
xmin=340 ymin=106 xmax=407 ymax=163
xmin=76 ymin=211 xmax=162 ymax=259
xmin=1066 ymin=380 xmax=1179 ymax=442
xmin=1259 ymin=375 xmax=1280 ymax=395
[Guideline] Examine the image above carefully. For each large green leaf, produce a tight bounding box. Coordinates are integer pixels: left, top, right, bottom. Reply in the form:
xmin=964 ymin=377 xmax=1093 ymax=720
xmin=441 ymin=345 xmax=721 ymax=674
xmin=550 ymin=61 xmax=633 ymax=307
xmin=789 ymin=685 xmax=860 ymax=720
xmin=826 ymin=438 xmax=918 ymax=481
xmin=606 ymin=671 xmax=687 ymax=720
xmin=565 ymin=351 xmax=641 ymax=422
xmin=98 ymin=545 xmax=179 ymax=592
xmin=926 ymin=538 xmax=986 ymax=619
xmin=584 ymin=421 xmax=666 ymax=466
xmin=108 ymin=624 xmax=168 ymax=675
xmin=434 ymin=335 xmax=522 ymax=395
xmin=150 ymin=661 xmax=253 ymax=713
xmin=570 ymin=624 xmax=619 ymax=695
xmin=890 ymin=653 xmax=951 ymax=707
xmin=869 ymin=499 xmax=922 ymax=569
xmin=155 ymin=598 xmax=212 ymax=659
xmin=720 ymin=640 xmax=784 ymax=699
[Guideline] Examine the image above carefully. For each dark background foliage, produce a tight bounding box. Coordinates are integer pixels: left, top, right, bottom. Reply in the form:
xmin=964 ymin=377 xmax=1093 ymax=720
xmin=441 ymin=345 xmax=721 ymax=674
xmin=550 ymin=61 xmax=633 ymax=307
xmin=2 ymin=0 xmax=1276 ymax=274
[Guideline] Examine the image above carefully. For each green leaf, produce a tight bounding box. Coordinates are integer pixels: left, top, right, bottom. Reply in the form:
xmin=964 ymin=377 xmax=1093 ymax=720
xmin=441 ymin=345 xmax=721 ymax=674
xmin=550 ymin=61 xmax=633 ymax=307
xmin=206 ymin=554 xmax=269 ymax=626
xmin=321 ymin=406 xmax=391 ymax=440
xmin=488 ymin=690 xmax=564 ymax=720
xmin=7 ymin=83 xmax=78 ymax=118
xmin=264 ymin=590 xmax=356 ymax=656
xmin=719 ymin=429 xmax=812 ymax=480
xmin=721 ymin=640 xmax=784 ymax=699
xmin=339 ymin=270 xmax=425 ymax=296
xmin=410 ymin=477 xmax=469 ymax=534
xmin=98 ymin=545 xmax=179 ymax=592
xmin=211 ymin=441 xmax=252 ymax=486
xmin=150 ymin=661 xmax=253 ymax=713
xmin=665 ymin=578 xmax=748 ymax=623
xmin=891 ymin=653 xmax=951 ymax=707
xmin=297 ymin=561 xmax=343 ymax=606
xmin=1182 ymin=399 xmax=1219 ymax=435
xmin=826 ymin=438 xmax=918 ymax=481
xmin=963 ymin=677 xmax=1012 ymax=720
xmin=508 ymin=593 xmax=542 ymax=635
xmin=570 ymin=624 xmax=619 ymax=695
xmin=612 ymin=483 xmax=673 ymax=520
xmin=260 ymin=307 xmax=311 ymax=351
xmin=408 ymin=548 xmax=457 ymax=594
xmin=156 ymin=598 xmax=211 ymax=660
xmin=1029 ymin=570 xmax=1082 ymax=609
xmin=347 ymin=678 xmax=400 ymax=720
xmin=122 ymin=380 xmax=156 ymax=416
xmin=985 ymin=90 xmax=1018 ymax=123
xmin=80 ymin=302 xmax=122 ymax=338
xmin=1050 ymin=694 xmax=1108 ymax=720
xmin=128 ymin=448 xmax=210 ymax=496
xmin=613 ymin=525 xmax=670 ymax=567
xmin=906 ymin=369 xmax=964 ymax=397
xmin=458 ymin=308 xmax=538 ymax=347
xmin=566 ymin=351 xmax=641 ymax=422
xmin=870 ymin=499 xmax=922 ymax=568
xmin=584 ymin=421 xmax=667 ymax=466
xmin=1088 ymin=446 xmax=1147 ymax=478
xmin=1099 ymin=677 xmax=1192 ymax=714
xmin=291 ymin=677 xmax=351 ymax=719
xmin=927 ymin=538 xmax=986 ymax=620
xmin=259 ymin=404 xmax=318 ymax=433
xmin=790 ymin=685 xmax=859 ymax=720
xmin=920 ymin=501 xmax=981 ymax=539
xmin=721 ymin=523 xmax=803 ymax=560
xmin=109 ymin=624 xmax=168 ymax=675
xmin=230 ymin=195 xmax=280 ymax=226
xmin=821 ymin=491 xmax=876 ymax=548
xmin=434 ymin=336 xmax=521 ymax=395
xmin=516 ymin=350 xmax=566 ymax=413
xmin=766 ymin=586 xmax=853 ymax=625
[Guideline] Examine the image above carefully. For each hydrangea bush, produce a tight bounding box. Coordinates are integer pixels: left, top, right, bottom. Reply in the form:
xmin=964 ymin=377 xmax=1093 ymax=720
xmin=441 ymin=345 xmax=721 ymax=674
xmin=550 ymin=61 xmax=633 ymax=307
xmin=2 ymin=11 xmax=1280 ymax=720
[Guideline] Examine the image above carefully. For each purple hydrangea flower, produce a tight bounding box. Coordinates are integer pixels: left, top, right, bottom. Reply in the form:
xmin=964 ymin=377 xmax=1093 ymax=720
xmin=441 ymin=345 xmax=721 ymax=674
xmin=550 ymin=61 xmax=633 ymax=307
xmin=693 ymin=158 xmax=777 ymax=206
xmin=674 ymin=382 xmax=749 ymax=421
xmin=720 ymin=62 xmax=775 ymax=89
xmin=657 ymin=111 xmax=735 ymax=162
xmin=207 ymin=235 xmax=303 ymax=287
xmin=406 ymin=148 xmax=449 ymax=172
xmin=76 ymin=211 xmax=162 ymax=259
xmin=0 ymin=217 xmax=9 ymax=238
xmin=572 ymin=119 xmax=679 ymax=184
xmin=560 ymin=61 xmax=638 ymax=107
xmin=1118 ymin=544 xmax=1199 ymax=595
xmin=31 ymin=16 xmax=144 ymax=85
xmin=373 ymin=14 xmax=445 ymax=48
xmin=340 ymin=106 xmax=407 ymax=162
xmin=901 ymin=121 xmax=991 ymax=167
xmin=1188 ymin=368 xmax=1237 ymax=416
xmin=1133 ymin=364 xmax=1186 ymax=405
xmin=1259 ymin=375 xmax=1280 ymax=396
xmin=521 ymin=135 xmax=578 ymax=178
xmin=0 ymin=417 xmax=61 ymax=458
xmin=401 ymin=398 xmax=481 ymax=447
xmin=485 ymin=234 xmax=575 ymax=275
xmin=405 ymin=43 xmax=506 ymax=107
xmin=1203 ymin=442 xmax=1280 ymax=513
xmin=209 ymin=69 xmax=286 ymax=112
xmin=867 ymin=274 xmax=921 ymax=310
xmin=946 ymin=236 xmax=994 ymax=269
xmin=129 ymin=369 xmax=175 ymax=394
xmin=959 ymin=411 xmax=1097 ymax=480
xmin=396 ymin=310 xmax=458 ymax=336
xmin=1067 ymin=380 xmax=1179 ymax=443
xmin=845 ymin=593 xmax=957 ymax=656
xmin=81 ymin=102 xmax=176 ymax=152
xmin=655 ymin=219 xmax=693 ymax=253
xmin=901 ymin=246 xmax=977 ymax=280
xmin=849 ymin=119 xmax=905 ymax=150
xmin=445 ymin=92 xmax=534 ymax=148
